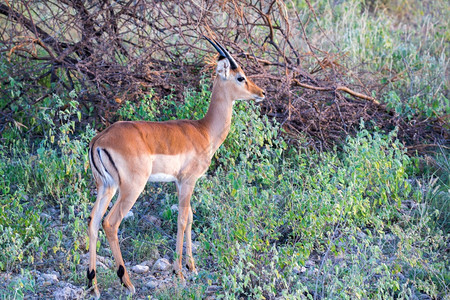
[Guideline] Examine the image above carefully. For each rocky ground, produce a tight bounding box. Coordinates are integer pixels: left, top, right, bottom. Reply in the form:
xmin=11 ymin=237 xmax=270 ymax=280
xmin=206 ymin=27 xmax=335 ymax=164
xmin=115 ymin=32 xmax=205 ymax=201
xmin=0 ymin=206 xmax=219 ymax=300
xmin=0 ymin=251 xmax=220 ymax=299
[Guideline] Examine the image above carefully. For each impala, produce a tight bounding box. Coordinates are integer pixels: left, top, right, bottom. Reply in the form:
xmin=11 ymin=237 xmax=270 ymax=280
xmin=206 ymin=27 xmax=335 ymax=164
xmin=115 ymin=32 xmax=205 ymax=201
xmin=86 ymin=37 xmax=265 ymax=297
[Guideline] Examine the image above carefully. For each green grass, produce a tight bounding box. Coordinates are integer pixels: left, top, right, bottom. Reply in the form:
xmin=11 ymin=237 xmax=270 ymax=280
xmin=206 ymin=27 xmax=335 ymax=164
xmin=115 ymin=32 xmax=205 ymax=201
xmin=301 ymin=0 xmax=449 ymax=119
xmin=192 ymin=122 xmax=448 ymax=298
xmin=1 ymin=95 xmax=449 ymax=299
xmin=0 ymin=0 xmax=448 ymax=298
xmin=1 ymin=70 xmax=448 ymax=300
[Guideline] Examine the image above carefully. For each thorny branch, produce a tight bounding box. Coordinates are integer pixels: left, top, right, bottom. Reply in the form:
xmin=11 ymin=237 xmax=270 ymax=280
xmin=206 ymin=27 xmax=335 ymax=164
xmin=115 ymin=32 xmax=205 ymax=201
xmin=0 ymin=0 xmax=447 ymax=151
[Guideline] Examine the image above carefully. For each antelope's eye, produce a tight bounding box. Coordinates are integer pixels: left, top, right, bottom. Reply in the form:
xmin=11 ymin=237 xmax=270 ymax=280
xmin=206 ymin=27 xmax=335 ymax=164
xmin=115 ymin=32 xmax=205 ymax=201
xmin=237 ymin=76 xmax=245 ymax=82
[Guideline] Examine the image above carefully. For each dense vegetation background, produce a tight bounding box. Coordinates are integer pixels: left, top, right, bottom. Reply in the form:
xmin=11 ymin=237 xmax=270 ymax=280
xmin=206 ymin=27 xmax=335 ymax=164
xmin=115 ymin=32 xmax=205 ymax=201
xmin=0 ymin=0 xmax=448 ymax=299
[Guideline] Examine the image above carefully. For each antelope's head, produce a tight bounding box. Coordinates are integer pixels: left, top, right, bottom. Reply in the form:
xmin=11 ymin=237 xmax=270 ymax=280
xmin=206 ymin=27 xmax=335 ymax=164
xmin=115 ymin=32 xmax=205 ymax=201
xmin=205 ymin=37 xmax=265 ymax=102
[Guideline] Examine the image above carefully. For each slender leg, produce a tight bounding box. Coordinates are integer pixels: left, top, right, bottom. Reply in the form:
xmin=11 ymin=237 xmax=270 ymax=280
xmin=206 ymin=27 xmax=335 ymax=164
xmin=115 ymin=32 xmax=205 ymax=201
xmin=102 ymin=180 xmax=147 ymax=294
xmin=88 ymin=184 xmax=117 ymax=299
xmin=173 ymin=181 xmax=196 ymax=279
xmin=185 ymin=206 xmax=197 ymax=274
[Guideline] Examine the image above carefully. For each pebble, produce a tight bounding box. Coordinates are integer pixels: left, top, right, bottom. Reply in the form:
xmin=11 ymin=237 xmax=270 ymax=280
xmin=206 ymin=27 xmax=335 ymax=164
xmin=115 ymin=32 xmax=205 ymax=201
xmin=305 ymin=260 xmax=315 ymax=267
xmin=357 ymin=230 xmax=367 ymax=239
xmin=192 ymin=241 xmax=200 ymax=253
xmin=124 ymin=210 xmax=134 ymax=220
xmin=53 ymin=283 xmax=83 ymax=300
xmin=158 ymin=277 xmax=175 ymax=289
xmin=206 ymin=285 xmax=221 ymax=295
xmin=141 ymin=259 xmax=156 ymax=267
xmin=40 ymin=213 xmax=51 ymax=219
xmin=153 ymin=258 xmax=171 ymax=271
xmin=131 ymin=264 xmax=149 ymax=274
xmin=145 ymin=248 xmax=161 ymax=261
xmin=80 ymin=253 xmax=112 ymax=269
xmin=144 ymin=215 xmax=162 ymax=227
xmin=293 ymin=266 xmax=307 ymax=274
xmin=308 ymin=268 xmax=319 ymax=276
xmin=183 ymin=241 xmax=200 ymax=254
xmin=146 ymin=276 xmax=159 ymax=289
xmin=40 ymin=273 xmax=58 ymax=283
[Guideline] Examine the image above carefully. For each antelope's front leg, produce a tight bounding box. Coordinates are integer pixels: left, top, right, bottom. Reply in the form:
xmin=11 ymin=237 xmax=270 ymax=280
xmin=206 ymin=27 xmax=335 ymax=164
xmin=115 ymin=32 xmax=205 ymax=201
xmin=185 ymin=206 xmax=197 ymax=274
xmin=174 ymin=181 xmax=195 ymax=279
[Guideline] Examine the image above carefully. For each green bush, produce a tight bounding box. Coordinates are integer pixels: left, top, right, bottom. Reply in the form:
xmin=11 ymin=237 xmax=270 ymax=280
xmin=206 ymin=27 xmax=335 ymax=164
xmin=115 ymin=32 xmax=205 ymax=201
xmin=0 ymin=95 xmax=95 ymax=271
xmin=114 ymin=86 xmax=447 ymax=298
xmin=0 ymin=64 xmax=447 ymax=298
xmin=192 ymin=118 xmax=447 ymax=298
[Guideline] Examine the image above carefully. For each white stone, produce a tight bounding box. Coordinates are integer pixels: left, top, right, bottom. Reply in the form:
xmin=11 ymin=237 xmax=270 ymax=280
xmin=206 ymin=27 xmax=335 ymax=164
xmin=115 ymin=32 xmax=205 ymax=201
xmin=131 ymin=264 xmax=149 ymax=274
xmin=145 ymin=215 xmax=162 ymax=227
xmin=41 ymin=273 xmax=58 ymax=283
xmin=305 ymin=260 xmax=315 ymax=267
xmin=293 ymin=266 xmax=307 ymax=274
xmin=153 ymin=258 xmax=171 ymax=271
xmin=146 ymin=278 xmax=159 ymax=289
xmin=53 ymin=283 xmax=83 ymax=300
xmin=141 ymin=259 xmax=156 ymax=267
xmin=170 ymin=204 xmax=178 ymax=212
xmin=192 ymin=241 xmax=200 ymax=253
xmin=80 ymin=253 xmax=112 ymax=269
xmin=124 ymin=210 xmax=134 ymax=220
xmin=183 ymin=241 xmax=200 ymax=254
xmin=40 ymin=213 xmax=51 ymax=219
xmin=97 ymin=255 xmax=113 ymax=268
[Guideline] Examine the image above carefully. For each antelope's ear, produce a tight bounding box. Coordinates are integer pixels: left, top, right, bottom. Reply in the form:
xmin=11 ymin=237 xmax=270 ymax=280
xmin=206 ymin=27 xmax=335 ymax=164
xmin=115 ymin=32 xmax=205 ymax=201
xmin=216 ymin=58 xmax=230 ymax=80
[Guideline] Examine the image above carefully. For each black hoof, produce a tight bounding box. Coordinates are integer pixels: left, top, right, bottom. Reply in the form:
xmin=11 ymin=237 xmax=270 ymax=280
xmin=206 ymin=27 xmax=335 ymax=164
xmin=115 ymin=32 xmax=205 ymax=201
xmin=87 ymin=269 xmax=95 ymax=287
xmin=117 ymin=265 xmax=125 ymax=285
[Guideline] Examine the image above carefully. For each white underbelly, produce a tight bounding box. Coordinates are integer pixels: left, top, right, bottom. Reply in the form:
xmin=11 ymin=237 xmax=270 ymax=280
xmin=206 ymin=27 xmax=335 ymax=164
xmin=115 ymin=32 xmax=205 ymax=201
xmin=148 ymin=173 xmax=177 ymax=182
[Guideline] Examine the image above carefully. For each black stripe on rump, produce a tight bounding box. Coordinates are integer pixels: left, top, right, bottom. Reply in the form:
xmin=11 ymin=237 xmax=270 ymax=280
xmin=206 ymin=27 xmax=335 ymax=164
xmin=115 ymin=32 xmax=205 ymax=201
xmin=90 ymin=147 xmax=101 ymax=175
xmin=102 ymin=148 xmax=121 ymax=184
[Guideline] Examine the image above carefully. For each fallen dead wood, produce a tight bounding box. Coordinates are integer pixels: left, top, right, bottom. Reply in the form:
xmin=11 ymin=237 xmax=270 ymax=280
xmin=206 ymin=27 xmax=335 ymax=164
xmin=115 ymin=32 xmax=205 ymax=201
xmin=293 ymin=79 xmax=381 ymax=105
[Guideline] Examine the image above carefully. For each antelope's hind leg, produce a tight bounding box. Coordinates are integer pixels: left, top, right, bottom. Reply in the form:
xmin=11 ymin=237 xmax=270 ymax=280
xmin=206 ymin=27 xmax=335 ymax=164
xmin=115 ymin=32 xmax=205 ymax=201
xmin=88 ymin=184 xmax=117 ymax=298
xmin=102 ymin=178 xmax=147 ymax=294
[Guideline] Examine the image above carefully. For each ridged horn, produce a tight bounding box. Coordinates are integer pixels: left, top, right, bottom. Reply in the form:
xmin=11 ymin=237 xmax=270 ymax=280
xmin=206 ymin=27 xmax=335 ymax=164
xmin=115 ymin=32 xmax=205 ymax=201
xmin=212 ymin=38 xmax=238 ymax=70
xmin=204 ymin=36 xmax=238 ymax=70
xmin=204 ymin=36 xmax=226 ymax=60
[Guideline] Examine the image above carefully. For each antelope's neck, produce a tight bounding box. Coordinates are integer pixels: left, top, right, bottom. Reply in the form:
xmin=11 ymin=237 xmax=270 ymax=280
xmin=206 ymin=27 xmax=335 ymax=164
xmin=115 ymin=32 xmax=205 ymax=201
xmin=199 ymin=80 xmax=234 ymax=154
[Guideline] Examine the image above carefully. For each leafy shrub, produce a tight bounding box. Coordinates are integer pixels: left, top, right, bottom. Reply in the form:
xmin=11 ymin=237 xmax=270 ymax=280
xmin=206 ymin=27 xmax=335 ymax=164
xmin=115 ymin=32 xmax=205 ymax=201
xmin=116 ymin=85 xmax=445 ymax=298
xmin=0 ymin=68 xmax=447 ymax=299
xmin=0 ymin=179 xmax=46 ymax=270
xmin=193 ymin=117 xmax=448 ymax=298
xmin=0 ymin=95 xmax=95 ymax=271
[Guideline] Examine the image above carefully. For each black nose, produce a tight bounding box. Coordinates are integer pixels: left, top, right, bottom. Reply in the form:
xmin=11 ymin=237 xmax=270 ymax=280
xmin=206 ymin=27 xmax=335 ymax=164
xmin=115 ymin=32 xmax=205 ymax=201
xmin=262 ymin=91 xmax=266 ymax=96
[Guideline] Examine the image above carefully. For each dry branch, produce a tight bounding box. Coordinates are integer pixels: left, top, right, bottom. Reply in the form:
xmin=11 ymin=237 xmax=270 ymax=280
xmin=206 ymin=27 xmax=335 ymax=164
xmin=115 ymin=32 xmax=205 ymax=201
xmin=0 ymin=0 xmax=447 ymax=150
xmin=293 ymin=79 xmax=381 ymax=105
